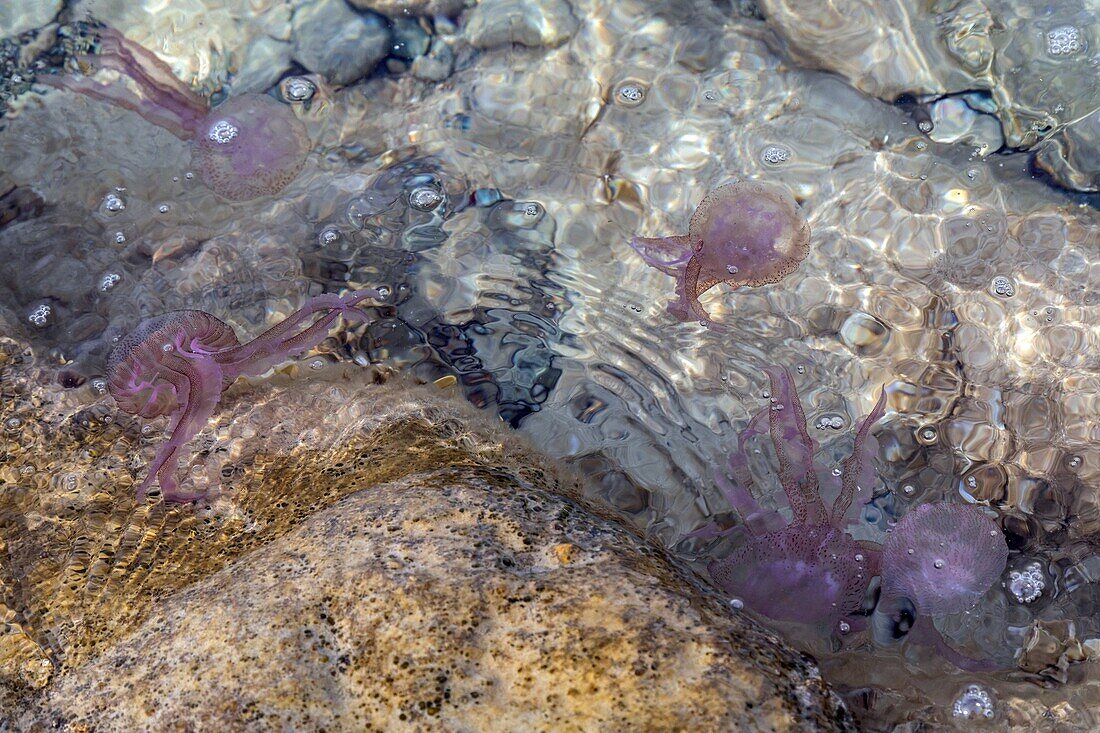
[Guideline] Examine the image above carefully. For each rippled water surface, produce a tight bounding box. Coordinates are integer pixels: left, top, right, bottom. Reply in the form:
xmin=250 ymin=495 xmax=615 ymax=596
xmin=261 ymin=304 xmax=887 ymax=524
xmin=1 ymin=0 xmax=1098 ymax=729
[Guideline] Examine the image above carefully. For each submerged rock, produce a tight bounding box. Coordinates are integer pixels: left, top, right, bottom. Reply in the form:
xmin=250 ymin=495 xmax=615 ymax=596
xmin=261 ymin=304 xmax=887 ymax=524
xmin=756 ymin=0 xmax=1100 ymax=192
xmin=2 ymin=374 xmax=855 ymax=731
xmin=465 ymin=0 xmax=579 ymax=49
xmin=349 ymin=0 xmax=467 ymax=17
xmin=292 ymin=0 xmax=392 ymax=86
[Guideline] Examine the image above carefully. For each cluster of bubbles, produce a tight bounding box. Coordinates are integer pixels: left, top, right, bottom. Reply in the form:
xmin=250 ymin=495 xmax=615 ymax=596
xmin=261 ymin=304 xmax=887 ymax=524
xmin=814 ymin=414 xmax=846 ymax=430
xmin=27 ymin=303 xmax=51 ymax=328
xmin=206 ymin=120 xmax=239 ymax=145
xmin=1046 ymin=25 xmax=1083 ymax=56
xmin=101 ymin=192 xmax=126 ymax=213
xmin=99 ymin=272 xmax=121 ymax=292
xmin=615 ymin=82 xmax=646 ymax=107
xmin=1007 ymin=562 xmax=1045 ymax=604
xmin=989 ymin=275 xmax=1016 ymax=298
xmin=760 ymin=145 xmax=791 ymax=165
xmin=952 ymin=684 xmax=995 ymax=719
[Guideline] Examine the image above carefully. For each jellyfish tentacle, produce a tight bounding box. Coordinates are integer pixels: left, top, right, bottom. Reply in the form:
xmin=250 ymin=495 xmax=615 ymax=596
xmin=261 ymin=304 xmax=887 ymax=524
xmin=764 ymin=366 xmax=825 ymax=525
xmin=216 ymin=289 xmax=378 ymax=370
xmin=908 ymin=617 xmax=1000 ymax=673
xmin=87 ymin=28 xmax=207 ymax=127
xmin=831 ymin=386 xmax=888 ymax=525
xmin=37 ymin=73 xmax=194 ymax=139
xmin=628 ymin=235 xmax=693 ymax=275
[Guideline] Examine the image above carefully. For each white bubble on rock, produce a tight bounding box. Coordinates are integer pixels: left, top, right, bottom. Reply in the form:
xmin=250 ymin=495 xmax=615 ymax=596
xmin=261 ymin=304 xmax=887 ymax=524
xmin=1046 ymin=26 xmax=1083 ymax=57
xmin=953 ymin=684 xmax=995 ymax=719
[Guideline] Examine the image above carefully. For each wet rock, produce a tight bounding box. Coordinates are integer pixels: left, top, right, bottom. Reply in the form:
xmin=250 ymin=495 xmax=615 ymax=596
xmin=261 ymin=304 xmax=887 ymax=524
xmin=756 ymin=0 xmax=1100 ymax=192
xmin=465 ymin=0 xmax=579 ymax=50
xmin=4 ymin=378 xmax=855 ymax=732
xmin=390 ymin=16 xmax=431 ymax=61
xmin=72 ymin=0 xmax=298 ymax=93
xmin=292 ymin=0 xmax=392 ymax=86
xmin=349 ymin=0 xmax=467 ymax=17
xmin=0 ymin=0 xmax=61 ymax=38
xmin=1017 ymin=619 xmax=1089 ymax=684
xmin=1034 ymin=108 xmax=1100 ymax=192
xmin=927 ymin=95 xmax=1004 ymax=155
xmin=411 ymin=38 xmax=455 ymax=81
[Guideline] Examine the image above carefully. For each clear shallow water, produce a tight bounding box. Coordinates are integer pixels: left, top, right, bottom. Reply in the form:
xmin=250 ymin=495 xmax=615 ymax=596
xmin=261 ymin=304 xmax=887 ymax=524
xmin=1 ymin=0 xmax=1098 ymax=729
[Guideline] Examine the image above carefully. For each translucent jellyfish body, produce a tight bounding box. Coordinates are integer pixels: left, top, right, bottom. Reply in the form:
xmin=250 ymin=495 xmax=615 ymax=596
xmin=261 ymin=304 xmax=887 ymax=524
xmin=874 ymin=502 xmax=1009 ymax=671
xmin=107 ymin=289 xmax=379 ymax=502
xmin=881 ymin=503 xmax=1009 ymax=615
xmin=630 ymin=181 xmax=810 ymax=322
xmin=705 ymin=365 xmax=886 ymax=631
xmin=41 ymin=27 xmax=309 ymax=202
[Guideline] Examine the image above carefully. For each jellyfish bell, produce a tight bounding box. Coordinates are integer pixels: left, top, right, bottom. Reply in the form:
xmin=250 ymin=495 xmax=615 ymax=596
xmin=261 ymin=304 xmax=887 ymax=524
xmin=630 ymin=181 xmax=810 ymax=322
xmin=881 ymin=503 xmax=1009 ymax=616
xmin=191 ymin=94 xmax=311 ymax=202
xmin=39 ymin=26 xmax=309 ymax=202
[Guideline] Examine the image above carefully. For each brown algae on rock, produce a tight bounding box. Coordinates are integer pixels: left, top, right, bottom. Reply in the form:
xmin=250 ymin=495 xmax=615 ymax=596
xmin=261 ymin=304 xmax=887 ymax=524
xmin=2 ymin=378 xmax=854 ymax=732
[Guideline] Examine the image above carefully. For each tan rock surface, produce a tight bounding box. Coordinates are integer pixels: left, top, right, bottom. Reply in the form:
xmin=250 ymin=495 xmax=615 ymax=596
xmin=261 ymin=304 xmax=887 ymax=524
xmin=3 ymin=374 xmax=854 ymax=731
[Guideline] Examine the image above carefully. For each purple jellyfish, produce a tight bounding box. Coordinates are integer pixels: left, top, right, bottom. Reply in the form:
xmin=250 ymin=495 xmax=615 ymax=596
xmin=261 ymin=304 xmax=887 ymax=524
xmin=40 ymin=26 xmax=310 ymax=202
xmin=106 ymin=289 xmax=379 ymax=503
xmin=875 ymin=502 xmax=1009 ymax=671
xmin=704 ymin=365 xmax=887 ymax=634
xmin=630 ymin=182 xmax=810 ymax=323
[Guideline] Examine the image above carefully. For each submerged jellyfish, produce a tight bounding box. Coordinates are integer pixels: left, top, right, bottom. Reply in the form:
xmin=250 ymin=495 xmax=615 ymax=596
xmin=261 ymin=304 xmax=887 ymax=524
xmin=40 ymin=26 xmax=310 ymax=201
xmin=704 ymin=365 xmax=887 ymax=632
xmin=875 ymin=502 xmax=1009 ymax=671
xmin=630 ymin=181 xmax=810 ymax=323
xmin=107 ymin=289 xmax=379 ymax=502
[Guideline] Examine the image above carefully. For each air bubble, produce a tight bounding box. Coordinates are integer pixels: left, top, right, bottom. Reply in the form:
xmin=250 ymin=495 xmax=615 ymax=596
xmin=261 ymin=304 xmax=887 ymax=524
xmin=933 ymin=559 xmax=945 ymax=569
xmin=318 ymin=227 xmax=341 ymax=246
xmin=1046 ymin=25 xmax=1083 ymax=57
xmin=729 ymin=598 xmax=744 ymax=609
xmin=4 ymin=416 xmax=22 ymax=432
xmin=990 ymin=275 xmax=1016 ymax=298
xmin=281 ymin=76 xmax=316 ymax=102
xmin=952 ymin=684 xmax=995 ymax=719
xmin=917 ymin=119 xmax=933 ymax=133
xmin=99 ymin=272 xmax=121 ymax=292
xmin=616 ymin=83 xmax=645 ymax=106
xmin=207 ymin=119 xmax=239 ymax=145
xmin=838 ymin=621 xmax=851 ymax=634
xmin=726 ymin=264 xmax=739 ymax=275
xmin=308 ymin=358 xmax=324 ymax=371
xmin=101 ymin=192 xmax=125 ymax=213
xmin=27 ymin=304 xmax=52 ymax=328
xmin=1007 ymin=563 xmax=1044 ymax=604
xmin=158 ymin=204 xmax=170 ymax=214
xmin=114 ymin=231 xmax=126 ymax=244
xmin=91 ymin=378 xmax=108 ymax=395
xmin=760 ymin=145 xmax=791 ymax=165
xmin=917 ymin=426 xmax=938 ymax=444
xmin=409 ymin=187 xmax=444 ymax=211
xmin=1066 ymin=455 xmax=1082 ymax=471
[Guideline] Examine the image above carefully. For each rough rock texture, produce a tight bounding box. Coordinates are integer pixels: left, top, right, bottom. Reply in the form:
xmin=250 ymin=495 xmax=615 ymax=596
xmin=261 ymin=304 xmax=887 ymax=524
xmin=0 ymin=0 xmax=61 ymax=38
xmin=292 ymin=0 xmax=392 ymax=85
xmin=72 ymin=0 xmax=301 ymax=93
xmin=350 ymin=0 xmax=467 ymax=17
xmin=465 ymin=0 xmax=579 ymax=49
xmin=757 ymin=0 xmax=1100 ymax=191
xmin=2 ymin=373 xmax=855 ymax=732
